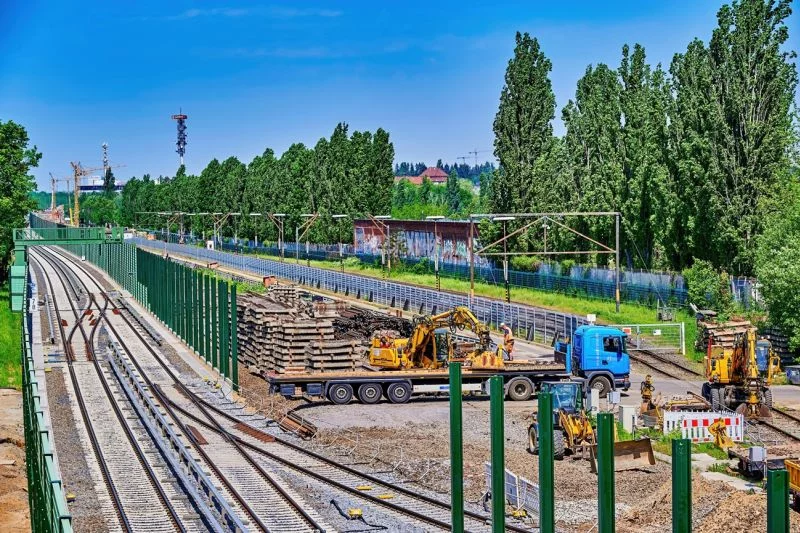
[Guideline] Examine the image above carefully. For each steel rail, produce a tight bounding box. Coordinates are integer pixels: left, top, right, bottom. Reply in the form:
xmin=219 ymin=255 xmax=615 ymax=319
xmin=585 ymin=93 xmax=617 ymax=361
xmin=29 ymin=251 xmax=134 ymax=531
xmin=32 ymin=248 xmax=187 ymax=532
xmin=48 ymin=246 xmax=322 ymax=533
xmin=51 ymin=245 xmax=536 ymax=532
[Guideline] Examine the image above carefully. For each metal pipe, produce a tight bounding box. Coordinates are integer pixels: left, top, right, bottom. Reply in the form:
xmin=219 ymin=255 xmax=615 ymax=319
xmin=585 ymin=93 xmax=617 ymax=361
xmin=671 ymin=439 xmax=691 ymax=533
xmin=538 ymin=391 xmax=554 ymax=533
xmin=449 ymin=363 xmax=464 ymax=533
xmin=489 ymin=375 xmax=505 ymax=533
xmin=615 ymin=213 xmax=620 ymax=313
xmin=767 ymin=469 xmax=788 ymax=533
xmin=597 ymin=412 xmax=615 ymax=533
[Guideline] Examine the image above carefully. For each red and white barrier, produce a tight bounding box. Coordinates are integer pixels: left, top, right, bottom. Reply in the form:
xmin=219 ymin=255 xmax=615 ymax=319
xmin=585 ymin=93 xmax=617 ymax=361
xmin=663 ymin=411 xmax=744 ymax=443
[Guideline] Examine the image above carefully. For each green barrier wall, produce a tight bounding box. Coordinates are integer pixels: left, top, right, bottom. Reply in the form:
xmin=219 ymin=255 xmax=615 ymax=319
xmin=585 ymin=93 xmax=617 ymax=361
xmin=61 ymin=243 xmax=238 ymax=390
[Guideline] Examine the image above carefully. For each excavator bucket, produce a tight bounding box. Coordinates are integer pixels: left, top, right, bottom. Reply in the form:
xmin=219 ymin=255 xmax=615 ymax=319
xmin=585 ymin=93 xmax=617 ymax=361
xmin=734 ymin=402 xmax=772 ymax=420
xmin=587 ymin=438 xmax=655 ymax=474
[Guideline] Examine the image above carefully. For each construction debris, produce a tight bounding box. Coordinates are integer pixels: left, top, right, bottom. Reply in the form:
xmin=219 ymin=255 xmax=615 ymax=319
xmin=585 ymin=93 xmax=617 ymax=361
xmin=332 ymin=307 xmax=413 ymax=341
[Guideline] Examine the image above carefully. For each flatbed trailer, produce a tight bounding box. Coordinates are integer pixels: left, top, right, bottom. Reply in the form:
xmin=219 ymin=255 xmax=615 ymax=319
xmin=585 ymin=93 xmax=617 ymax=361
xmin=269 ymin=360 xmax=579 ymax=404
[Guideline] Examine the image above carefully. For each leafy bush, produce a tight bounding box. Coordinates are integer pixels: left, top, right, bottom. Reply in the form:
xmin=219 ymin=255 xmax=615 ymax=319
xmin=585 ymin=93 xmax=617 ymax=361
xmin=682 ymin=259 xmax=733 ymax=312
xmin=342 ymin=257 xmax=362 ymax=269
xmin=409 ymin=257 xmax=433 ymax=275
xmin=510 ymin=256 xmax=541 ymax=272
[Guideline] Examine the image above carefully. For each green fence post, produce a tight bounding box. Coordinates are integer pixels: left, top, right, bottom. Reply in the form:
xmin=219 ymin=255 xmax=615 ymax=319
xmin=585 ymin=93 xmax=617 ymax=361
xmin=219 ymin=281 xmax=229 ymax=380
xmin=538 ymin=391 xmax=555 ymax=533
xmin=230 ymin=283 xmax=239 ymax=391
xmin=204 ymin=274 xmax=211 ymax=362
xmin=597 ymin=412 xmax=615 ymax=533
xmin=489 ymin=375 xmax=505 ymax=533
xmin=449 ymin=362 xmax=464 ymax=533
xmin=767 ymin=469 xmax=789 ymax=533
xmin=672 ymin=439 xmax=691 ymax=533
xmin=211 ymin=278 xmax=218 ymax=370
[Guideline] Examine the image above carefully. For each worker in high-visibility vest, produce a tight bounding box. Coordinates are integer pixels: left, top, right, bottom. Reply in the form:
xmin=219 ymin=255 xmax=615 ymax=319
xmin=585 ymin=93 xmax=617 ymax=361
xmin=500 ymin=322 xmax=515 ymax=361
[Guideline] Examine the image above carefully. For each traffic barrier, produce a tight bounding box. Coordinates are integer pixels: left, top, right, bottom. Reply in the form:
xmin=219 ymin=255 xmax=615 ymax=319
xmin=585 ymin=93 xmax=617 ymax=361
xmin=663 ymin=411 xmax=744 ymax=443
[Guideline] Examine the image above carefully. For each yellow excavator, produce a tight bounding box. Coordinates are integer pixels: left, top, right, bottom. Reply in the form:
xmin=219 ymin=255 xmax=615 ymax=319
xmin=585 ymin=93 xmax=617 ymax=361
xmin=528 ymin=381 xmax=655 ymax=472
xmin=368 ymin=306 xmax=505 ymax=371
xmin=703 ymin=328 xmax=781 ymax=419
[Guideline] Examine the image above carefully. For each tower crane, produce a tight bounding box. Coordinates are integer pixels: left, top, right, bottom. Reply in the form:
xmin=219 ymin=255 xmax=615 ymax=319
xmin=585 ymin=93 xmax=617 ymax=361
xmin=69 ymin=160 xmax=124 ymax=226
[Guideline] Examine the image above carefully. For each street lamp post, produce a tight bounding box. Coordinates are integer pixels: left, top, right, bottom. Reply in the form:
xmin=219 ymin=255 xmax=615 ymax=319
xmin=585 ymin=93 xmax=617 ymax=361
xmin=332 ymin=214 xmax=348 ymax=273
xmin=493 ymin=216 xmax=516 ymax=303
xmin=426 ymin=215 xmax=445 ymax=291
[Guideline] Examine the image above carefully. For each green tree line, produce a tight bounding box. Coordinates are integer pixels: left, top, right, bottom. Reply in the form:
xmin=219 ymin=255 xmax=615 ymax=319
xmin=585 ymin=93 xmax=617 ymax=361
xmin=118 ymin=123 xmax=394 ymax=243
xmin=489 ymin=0 xmax=798 ymax=277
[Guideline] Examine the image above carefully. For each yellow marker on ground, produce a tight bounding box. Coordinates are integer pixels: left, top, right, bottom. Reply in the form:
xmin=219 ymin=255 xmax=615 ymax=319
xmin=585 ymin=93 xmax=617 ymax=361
xmin=355 ymin=485 xmax=372 ymax=491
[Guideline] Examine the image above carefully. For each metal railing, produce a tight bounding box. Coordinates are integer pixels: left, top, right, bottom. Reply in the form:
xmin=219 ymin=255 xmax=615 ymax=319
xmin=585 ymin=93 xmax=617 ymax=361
xmin=22 ymin=268 xmax=73 ymax=533
xmin=613 ymin=323 xmax=686 ymax=355
xmin=132 ymin=237 xmax=593 ymax=345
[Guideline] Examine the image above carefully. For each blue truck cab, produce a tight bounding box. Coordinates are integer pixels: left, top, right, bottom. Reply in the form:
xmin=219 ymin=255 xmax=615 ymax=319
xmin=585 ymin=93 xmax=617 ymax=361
xmin=554 ymin=325 xmax=631 ymax=395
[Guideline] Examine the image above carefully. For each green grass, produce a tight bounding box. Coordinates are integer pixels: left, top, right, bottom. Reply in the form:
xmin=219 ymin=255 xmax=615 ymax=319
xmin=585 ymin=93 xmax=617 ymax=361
xmin=253 ymin=251 xmax=701 ymax=361
xmin=0 ymin=285 xmax=23 ymax=390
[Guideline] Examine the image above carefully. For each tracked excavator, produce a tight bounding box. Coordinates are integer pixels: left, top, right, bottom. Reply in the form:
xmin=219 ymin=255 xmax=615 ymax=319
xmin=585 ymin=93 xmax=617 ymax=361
xmin=368 ymin=306 xmax=505 ymax=371
xmin=702 ymin=328 xmax=781 ymax=419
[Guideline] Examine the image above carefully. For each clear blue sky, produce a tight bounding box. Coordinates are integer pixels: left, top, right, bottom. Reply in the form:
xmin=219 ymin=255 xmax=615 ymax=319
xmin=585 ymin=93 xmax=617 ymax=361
xmin=1 ymin=1 xmax=797 ymax=190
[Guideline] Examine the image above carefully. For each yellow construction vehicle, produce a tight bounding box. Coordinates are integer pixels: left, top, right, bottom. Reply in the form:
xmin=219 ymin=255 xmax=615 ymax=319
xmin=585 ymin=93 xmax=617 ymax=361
xmin=368 ymin=306 xmax=504 ymax=371
xmin=702 ymin=327 xmax=781 ymax=419
xmin=528 ymin=381 xmax=655 ymax=472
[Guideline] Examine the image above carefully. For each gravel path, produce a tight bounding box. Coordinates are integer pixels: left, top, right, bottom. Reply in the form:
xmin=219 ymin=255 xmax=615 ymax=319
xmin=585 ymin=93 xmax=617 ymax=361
xmin=45 ymin=368 xmax=109 ymax=533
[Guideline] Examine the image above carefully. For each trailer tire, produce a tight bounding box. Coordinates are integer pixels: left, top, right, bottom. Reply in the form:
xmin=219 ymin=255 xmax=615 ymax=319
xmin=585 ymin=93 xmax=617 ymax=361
xmin=358 ymin=383 xmax=382 ymax=404
xmin=553 ymin=431 xmax=565 ymax=460
xmin=386 ymin=382 xmax=412 ymax=404
xmin=328 ymin=383 xmax=353 ymax=405
xmin=507 ymin=377 xmax=534 ymax=401
xmin=710 ymin=387 xmax=722 ymax=411
xmin=590 ymin=376 xmax=612 ymax=397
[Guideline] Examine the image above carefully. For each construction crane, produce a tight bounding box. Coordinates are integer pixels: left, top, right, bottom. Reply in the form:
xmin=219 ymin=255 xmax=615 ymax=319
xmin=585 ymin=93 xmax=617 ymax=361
xmin=48 ymin=172 xmax=71 ymax=223
xmin=69 ymin=155 xmax=126 ymax=226
xmin=467 ymin=148 xmax=491 ymax=167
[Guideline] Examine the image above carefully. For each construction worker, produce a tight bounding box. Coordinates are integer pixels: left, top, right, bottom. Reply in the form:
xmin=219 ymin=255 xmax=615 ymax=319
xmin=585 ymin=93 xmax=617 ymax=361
xmin=500 ymin=322 xmax=515 ymax=361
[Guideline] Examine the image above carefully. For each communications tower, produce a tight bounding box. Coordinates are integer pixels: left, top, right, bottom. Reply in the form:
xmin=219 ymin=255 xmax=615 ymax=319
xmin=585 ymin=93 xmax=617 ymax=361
xmin=171 ymin=110 xmax=188 ymax=165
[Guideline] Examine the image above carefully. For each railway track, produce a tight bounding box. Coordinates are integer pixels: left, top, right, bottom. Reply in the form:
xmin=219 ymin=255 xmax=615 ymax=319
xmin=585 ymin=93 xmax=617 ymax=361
xmin=629 ymin=347 xmax=800 ymax=444
xmin=30 ymin=248 xmax=194 ymax=532
xmin=48 ymin=245 xmax=537 ymax=532
xmin=40 ymin=246 xmax=330 ymax=533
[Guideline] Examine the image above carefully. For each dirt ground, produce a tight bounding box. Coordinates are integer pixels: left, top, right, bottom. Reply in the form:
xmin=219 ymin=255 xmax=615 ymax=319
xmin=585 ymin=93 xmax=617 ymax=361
xmin=0 ymin=389 xmax=29 ymax=532
xmin=278 ymin=392 xmax=800 ymax=532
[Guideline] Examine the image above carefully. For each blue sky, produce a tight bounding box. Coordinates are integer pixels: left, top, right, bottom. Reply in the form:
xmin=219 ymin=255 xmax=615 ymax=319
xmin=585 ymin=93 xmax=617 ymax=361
xmin=2 ymin=1 xmax=797 ymax=190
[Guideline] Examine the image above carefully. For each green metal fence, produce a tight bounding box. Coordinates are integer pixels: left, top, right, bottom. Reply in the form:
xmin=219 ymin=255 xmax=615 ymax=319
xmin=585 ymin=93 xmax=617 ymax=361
xmin=60 ymin=243 xmax=239 ymax=390
xmin=22 ymin=267 xmax=73 ymax=532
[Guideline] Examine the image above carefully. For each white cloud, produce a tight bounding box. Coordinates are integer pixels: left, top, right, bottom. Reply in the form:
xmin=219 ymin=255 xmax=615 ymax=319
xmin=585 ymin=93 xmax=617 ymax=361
xmin=166 ymin=5 xmax=341 ymax=21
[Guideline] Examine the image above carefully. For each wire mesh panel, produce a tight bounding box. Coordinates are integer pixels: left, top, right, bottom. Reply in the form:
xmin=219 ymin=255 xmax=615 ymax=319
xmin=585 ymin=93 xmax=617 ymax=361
xmin=132 ymin=237 xmax=592 ymax=345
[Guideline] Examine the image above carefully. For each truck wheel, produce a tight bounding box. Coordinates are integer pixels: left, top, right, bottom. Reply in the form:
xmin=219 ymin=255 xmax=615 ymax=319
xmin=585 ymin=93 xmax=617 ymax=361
xmin=590 ymin=376 xmax=612 ymax=397
xmin=553 ymin=431 xmax=566 ymax=460
xmin=710 ymin=387 xmax=721 ymax=411
xmin=358 ymin=383 xmax=382 ymax=404
xmin=507 ymin=377 xmax=534 ymax=401
xmin=328 ymin=384 xmax=353 ymax=405
xmin=764 ymin=388 xmax=773 ymax=409
xmin=386 ymin=382 xmax=412 ymax=404
xmin=528 ymin=425 xmax=539 ymax=455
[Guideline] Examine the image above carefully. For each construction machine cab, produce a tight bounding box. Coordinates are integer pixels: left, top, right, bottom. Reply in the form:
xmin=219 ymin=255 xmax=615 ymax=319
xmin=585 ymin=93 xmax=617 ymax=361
xmin=540 ymin=381 xmax=584 ymax=417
